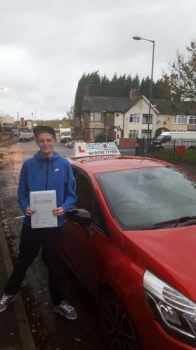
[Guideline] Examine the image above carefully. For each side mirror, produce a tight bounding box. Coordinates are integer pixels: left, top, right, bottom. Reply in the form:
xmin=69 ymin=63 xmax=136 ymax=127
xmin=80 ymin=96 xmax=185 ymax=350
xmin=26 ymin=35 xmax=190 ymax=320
xmin=66 ymin=209 xmax=91 ymax=225
xmin=66 ymin=209 xmax=93 ymax=238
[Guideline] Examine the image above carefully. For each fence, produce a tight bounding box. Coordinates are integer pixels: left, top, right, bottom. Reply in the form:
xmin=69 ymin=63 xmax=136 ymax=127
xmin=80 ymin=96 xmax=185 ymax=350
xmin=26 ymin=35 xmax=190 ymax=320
xmin=147 ymin=139 xmax=196 ymax=163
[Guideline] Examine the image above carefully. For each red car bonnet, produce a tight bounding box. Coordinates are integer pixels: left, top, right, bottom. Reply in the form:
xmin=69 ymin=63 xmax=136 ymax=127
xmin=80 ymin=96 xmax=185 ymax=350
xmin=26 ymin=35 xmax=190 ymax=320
xmin=122 ymin=225 xmax=196 ymax=301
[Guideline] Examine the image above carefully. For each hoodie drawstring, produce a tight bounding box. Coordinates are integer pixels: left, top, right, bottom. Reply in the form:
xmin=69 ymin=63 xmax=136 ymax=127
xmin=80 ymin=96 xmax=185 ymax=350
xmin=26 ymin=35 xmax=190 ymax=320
xmin=34 ymin=152 xmax=57 ymax=189
xmin=46 ymin=158 xmax=49 ymax=189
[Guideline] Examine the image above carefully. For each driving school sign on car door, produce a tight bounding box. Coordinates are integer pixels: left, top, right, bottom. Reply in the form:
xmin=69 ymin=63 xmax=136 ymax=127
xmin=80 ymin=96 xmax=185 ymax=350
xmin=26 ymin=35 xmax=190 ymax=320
xmin=72 ymin=142 xmax=121 ymax=158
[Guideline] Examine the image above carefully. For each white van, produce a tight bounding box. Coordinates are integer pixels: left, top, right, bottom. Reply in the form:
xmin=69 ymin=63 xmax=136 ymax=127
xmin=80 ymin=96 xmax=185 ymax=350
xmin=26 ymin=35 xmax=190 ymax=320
xmin=59 ymin=128 xmax=73 ymax=143
xmin=154 ymin=131 xmax=196 ymax=151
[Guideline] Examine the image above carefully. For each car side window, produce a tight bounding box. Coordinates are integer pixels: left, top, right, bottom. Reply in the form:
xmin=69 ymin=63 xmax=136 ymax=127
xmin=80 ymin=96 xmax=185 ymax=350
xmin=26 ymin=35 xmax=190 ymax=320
xmin=72 ymin=167 xmax=109 ymax=236
xmin=74 ymin=172 xmax=94 ymax=210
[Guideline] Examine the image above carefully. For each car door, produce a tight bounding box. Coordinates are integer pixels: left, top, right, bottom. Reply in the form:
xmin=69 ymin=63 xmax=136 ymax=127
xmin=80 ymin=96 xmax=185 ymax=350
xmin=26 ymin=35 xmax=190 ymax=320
xmin=62 ymin=167 xmax=110 ymax=296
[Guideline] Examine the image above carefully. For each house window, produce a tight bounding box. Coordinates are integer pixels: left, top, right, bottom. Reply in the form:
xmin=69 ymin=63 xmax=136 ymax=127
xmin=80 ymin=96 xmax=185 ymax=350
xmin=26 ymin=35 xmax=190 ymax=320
xmin=129 ymin=130 xmax=139 ymax=138
xmin=142 ymin=114 xmax=152 ymax=124
xmin=189 ymin=116 xmax=196 ymax=124
xmin=130 ymin=114 xmax=140 ymax=123
xmin=95 ymin=113 xmax=102 ymax=121
xmin=90 ymin=128 xmax=102 ymax=140
xmin=173 ymin=115 xmax=187 ymax=124
xmin=90 ymin=113 xmax=102 ymax=122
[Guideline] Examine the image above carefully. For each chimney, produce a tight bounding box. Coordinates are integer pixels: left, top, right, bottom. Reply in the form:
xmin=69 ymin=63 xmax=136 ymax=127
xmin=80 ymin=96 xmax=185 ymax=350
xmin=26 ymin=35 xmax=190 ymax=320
xmin=129 ymin=87 xmax=137 ymax=99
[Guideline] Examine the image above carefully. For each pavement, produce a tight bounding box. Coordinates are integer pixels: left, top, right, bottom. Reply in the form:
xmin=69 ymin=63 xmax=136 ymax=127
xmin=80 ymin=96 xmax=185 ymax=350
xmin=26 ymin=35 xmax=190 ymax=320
xmin=0 ymin=137 xmax=195 ymax=350
xmin=0 ymin=207 xmax=36 ymax=350
xmin=0 ymin=137 xmax=36 ymax=350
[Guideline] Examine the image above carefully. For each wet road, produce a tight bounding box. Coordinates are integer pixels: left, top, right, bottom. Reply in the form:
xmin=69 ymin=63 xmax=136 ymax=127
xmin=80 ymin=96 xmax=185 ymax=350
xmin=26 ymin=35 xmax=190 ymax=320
xmin=0 ymin=139 xmax=106 ymax=350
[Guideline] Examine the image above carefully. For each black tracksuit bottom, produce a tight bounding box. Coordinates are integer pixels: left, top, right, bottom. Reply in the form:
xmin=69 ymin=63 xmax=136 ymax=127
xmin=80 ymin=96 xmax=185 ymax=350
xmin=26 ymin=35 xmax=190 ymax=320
xmin=4 ymin=224 xmax=65 ymax=306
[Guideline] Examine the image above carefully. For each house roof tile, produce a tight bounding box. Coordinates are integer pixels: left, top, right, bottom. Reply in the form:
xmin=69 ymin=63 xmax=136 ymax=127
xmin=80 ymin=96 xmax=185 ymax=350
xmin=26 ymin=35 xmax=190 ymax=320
xmin=151 ymin=99 xmax=196 ymax=115
xmin=82 ymin=96 xmax=196 ymax=115
xmin=82 ymin=96 xmax=142 ymax=113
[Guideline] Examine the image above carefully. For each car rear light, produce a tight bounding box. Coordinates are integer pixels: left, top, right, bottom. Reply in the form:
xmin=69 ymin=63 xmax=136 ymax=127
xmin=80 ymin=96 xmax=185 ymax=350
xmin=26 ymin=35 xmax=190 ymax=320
xmin=143 ymin=270 xmax=196 ymax=347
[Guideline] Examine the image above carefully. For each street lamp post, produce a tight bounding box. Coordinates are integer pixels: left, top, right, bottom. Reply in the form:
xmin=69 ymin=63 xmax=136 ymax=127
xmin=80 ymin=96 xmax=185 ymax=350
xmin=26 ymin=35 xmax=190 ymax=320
xmin=102 ymin=111 xmax=108 ymax=142
xmin=35 ymin=109 xmax=40 ymax=122
xmin=133 ymin=36 xmax=155 ymax=156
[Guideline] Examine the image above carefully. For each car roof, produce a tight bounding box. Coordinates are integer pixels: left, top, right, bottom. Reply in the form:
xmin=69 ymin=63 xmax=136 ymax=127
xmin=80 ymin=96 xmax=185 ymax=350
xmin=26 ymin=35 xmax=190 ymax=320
xmin=69 ymin=155 xmax=169 ymax=176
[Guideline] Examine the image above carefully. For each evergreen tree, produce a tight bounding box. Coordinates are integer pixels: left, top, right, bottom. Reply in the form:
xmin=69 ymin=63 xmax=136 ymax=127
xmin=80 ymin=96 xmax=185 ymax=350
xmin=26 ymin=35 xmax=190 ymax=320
xmin=75 ymin=73 xmax=88 ymax=116
xmin=161 ymin=76 xmax=171 ymax=100
xmin=124 ymin=75 xmax=133 ymax=97
xmin=132 ymin=74 xmax=140 ymax=91
xmin=88 ymin=71 xmax=101 ymax=96
xmin=100 ymin=75 xmax=111 ymax=96
xmin=153 ymin=79 xmax=171 ymax=100
xmin=117 ymin=75 xmax=127 ymax=96
xmin=110 ymin=73 xmax=118 ymax=96
xmin=139 ymin=76 xmax=152 ymax=97
xmin=74 ymin=70 xmax=171 ymax=116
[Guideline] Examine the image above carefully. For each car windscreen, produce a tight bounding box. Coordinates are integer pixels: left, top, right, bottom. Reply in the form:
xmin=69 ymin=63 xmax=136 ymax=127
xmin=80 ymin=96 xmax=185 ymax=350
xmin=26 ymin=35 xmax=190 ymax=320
xmin=20 ymin=133 xmax=29 ymax=136
xmin=96 ymin=166 xmax=196 ymax=230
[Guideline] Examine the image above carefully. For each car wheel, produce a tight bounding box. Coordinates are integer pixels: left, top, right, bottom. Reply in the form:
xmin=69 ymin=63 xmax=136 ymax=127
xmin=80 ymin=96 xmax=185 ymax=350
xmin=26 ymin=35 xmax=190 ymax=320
xmin=188 ymin=146 xmax=194 ymax=150
xmin=99 ymin=291 xmax=140 ymax=350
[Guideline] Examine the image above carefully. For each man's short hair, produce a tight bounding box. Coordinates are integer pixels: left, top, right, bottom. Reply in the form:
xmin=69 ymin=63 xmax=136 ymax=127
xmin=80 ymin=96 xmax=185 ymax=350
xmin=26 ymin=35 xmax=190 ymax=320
xmin=33 ymin=125 xmax=56 ymax=138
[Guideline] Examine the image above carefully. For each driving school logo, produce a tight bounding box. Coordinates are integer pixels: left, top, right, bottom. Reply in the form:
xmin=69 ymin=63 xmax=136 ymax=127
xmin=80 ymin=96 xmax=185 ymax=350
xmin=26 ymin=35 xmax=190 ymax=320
xmin=86 ymin=142 xmax=115 ymax=150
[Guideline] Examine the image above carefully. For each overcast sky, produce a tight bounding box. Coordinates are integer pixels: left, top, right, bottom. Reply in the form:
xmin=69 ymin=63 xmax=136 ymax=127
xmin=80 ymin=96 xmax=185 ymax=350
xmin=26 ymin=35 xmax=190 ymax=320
xmin=0 ymin=0 xmax=195 ymax=121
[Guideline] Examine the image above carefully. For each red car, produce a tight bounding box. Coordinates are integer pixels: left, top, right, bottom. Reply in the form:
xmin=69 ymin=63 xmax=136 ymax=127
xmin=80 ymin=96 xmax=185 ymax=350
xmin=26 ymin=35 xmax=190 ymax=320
xmin=62 ymin=142 xmax=196 ymax=350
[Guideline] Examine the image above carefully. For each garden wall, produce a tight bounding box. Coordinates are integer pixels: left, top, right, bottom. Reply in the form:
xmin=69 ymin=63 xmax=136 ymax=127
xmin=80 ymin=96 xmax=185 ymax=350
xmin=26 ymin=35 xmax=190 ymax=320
xmin=0 ymin=133 xmax=13 ymax=141
xmin=118 ymin=138 xmax=136 ymax=148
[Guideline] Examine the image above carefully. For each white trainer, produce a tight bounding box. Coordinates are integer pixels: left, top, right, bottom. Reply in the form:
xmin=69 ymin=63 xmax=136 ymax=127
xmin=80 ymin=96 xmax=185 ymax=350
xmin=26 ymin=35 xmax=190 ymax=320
xmin=0 ymin=293 xmax=17 ymax=312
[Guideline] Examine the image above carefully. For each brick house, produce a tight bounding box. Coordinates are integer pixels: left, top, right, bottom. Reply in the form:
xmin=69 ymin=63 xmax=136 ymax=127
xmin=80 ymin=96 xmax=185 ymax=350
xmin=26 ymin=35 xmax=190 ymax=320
xmin=79 ymin=89 xmax=196 ymax=146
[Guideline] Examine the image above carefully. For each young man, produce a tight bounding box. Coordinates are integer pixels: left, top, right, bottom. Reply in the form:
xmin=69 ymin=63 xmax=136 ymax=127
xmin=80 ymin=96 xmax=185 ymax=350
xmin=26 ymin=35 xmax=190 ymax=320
xmin=0 ymin=125 xmax=78 ymax=320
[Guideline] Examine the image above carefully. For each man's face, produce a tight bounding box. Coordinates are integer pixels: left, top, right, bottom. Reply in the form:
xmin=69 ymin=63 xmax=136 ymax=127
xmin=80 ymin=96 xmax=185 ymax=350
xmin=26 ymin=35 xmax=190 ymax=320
xmin=36 ymin=132 xmax=57 ymax=157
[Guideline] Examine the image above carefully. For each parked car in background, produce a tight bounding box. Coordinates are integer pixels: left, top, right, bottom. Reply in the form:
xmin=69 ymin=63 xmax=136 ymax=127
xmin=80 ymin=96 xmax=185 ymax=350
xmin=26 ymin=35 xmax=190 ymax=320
xmin=62 ymin=142 xmax=196 ymax=350
xmin=19 ymin=132 xmax=32 ymax=142
xmin=29 ymin=132 xmax=35 ymax=140
xmin=153 ymin=131 xmax=196 ymax=151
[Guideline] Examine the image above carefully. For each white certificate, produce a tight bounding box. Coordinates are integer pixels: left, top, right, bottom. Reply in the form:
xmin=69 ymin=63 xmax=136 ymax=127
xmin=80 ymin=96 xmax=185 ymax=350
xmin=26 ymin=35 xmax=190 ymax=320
xmin=30 ymin=190 xmax=58 ymax=228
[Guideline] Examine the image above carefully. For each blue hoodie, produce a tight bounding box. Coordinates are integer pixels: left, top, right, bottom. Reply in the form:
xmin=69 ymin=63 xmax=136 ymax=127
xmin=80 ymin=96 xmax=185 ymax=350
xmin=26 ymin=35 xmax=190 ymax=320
xmin=17 ymin=151 xmax=77 ymax=227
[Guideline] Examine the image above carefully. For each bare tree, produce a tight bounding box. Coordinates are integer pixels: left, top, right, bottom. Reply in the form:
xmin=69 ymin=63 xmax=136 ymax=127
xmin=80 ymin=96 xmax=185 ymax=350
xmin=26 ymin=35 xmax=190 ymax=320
xmin=163 ymin=39 xmax=196 ymax=101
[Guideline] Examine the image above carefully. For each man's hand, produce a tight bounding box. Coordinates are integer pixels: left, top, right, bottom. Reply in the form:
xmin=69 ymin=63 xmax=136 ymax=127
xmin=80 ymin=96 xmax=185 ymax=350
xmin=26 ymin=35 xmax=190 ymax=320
xmin=26 ymin=206 xmax=36 ymax=216
xmin=52 ymin=207 xmax=65 ymax=217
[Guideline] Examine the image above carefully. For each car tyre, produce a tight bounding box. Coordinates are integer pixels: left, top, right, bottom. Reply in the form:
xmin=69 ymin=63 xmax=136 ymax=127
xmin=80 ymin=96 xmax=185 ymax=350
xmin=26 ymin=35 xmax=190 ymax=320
xmin=99 ymin=290 xmax=141 ymax=350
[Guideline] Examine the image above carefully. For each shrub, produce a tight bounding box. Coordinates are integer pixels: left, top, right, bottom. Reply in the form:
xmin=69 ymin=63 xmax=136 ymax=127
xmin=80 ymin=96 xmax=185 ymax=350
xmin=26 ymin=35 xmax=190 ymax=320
xmin=94 ymin=133 xmax=113 ymax=143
